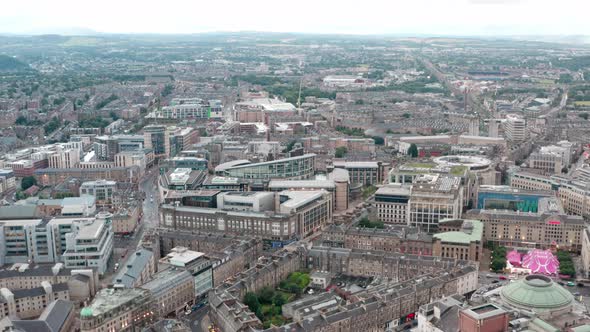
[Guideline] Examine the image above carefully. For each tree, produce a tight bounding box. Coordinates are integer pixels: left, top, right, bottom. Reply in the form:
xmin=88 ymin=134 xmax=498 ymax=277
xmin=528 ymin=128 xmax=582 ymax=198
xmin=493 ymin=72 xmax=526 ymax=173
xmin=272 ymin=293 xmax=286 ymax=307
xmin=578 ymin=112 xmax=589 ymax=120
xmin=355 ymin=99 xmax=364 ymax=105
xmin=15 ymin=116 xmax=28 ymax=125
xmin=335 ymin=147 xmax=348 ymax=158
xmin=408 ymin=144 xmax=419 ymax=157
xmin=402 ymin=113 xmax=411 ymax=118
xmin=243 ymin=292 xmax=260 ymax=313
xmin=21 ymin=176 xmax=37 ymax=191
xmin=372 ymin=136 xmax=384 ymax=145
xmin=258 ymin=287 xmax=275 ymax=304
xmin=490 ymin=259 xmax=506 ymax=272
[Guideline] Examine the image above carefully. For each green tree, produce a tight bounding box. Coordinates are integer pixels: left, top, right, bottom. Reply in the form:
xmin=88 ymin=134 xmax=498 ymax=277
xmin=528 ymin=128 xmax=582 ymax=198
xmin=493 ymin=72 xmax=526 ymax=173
xmin=243 ymin=292 xmax=260 ymax=314
xmin=578 ymin=112 xmax=589 ymax=120
xmin=15 ymin=116 xmax=28 ymax=125
xmin=272 ymin=293 xmax=286 ymax=307
xmin=258 ymin=287 xmax=275 ymax=304
xmin=402 ymin=113 xmax=411 ymax=118
xmin=21 ymin=176 xmax=37 ymax=191
xmin=355 ymin=99 xmax=364 ymax=105
xmin=372 ymin=136 xmax=384 ymax=145
xmin=335 ymin=147 xmax=348 ymax=158
xmin=408 ymin=143 xmax=419 ymax=157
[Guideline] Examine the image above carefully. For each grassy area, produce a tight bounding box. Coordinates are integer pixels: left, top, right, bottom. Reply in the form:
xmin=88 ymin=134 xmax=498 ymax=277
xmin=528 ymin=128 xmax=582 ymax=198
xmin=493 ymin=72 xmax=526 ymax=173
xmin=358 ymin=217 xmax=385 ymax=229
xmin=450 ymin=166 xmax=468 ymax=176
xmin=406 ymin=163 xmax=435 ymax=168
xmin=574 ymin=101 xmax=590 ymax=106
xmin=362 ymin=185 xmax=377 ymax=199
xmin=538 ymin=79 xmax=555 ymax=85
xmin=244 ymin=272 xmax=310 ymax=329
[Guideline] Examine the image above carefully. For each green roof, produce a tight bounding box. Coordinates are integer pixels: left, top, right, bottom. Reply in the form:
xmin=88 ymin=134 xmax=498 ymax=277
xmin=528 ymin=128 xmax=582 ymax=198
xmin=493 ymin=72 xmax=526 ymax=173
xmin=501 ymin=275 xmax=573 ymax=311
xmin=405 ymin=163 xmax=435 ymax=169
xmin=80 ymin=307 xmax=93 ymax=317
xmin=529 ymin=318 xmax=559 ymax=332
xmin=450 ymin=166 xmax=468 ymax=176
xmin=433 ymin=219 xmax=483 ymax=244
xmin=571 ymin=325 xmax=590 ymax=332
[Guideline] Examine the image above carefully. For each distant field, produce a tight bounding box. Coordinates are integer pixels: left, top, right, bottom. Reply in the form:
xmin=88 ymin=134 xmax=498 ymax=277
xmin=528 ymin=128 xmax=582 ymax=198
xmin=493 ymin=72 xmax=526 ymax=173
xmin=573 ymin=101 xmax=590 ymax=106
xmin=538 ymin=79 xmax=555 ymax=85
xmin=61 ymin=37 xmax=101 ymax=47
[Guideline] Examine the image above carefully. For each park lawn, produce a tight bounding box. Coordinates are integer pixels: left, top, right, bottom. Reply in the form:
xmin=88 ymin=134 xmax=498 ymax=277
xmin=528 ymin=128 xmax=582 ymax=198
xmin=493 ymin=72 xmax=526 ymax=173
xmin=574 ymin=101 xmax=590 ymax=106
xmin=407 ymin=163 xmax=436 ymax=168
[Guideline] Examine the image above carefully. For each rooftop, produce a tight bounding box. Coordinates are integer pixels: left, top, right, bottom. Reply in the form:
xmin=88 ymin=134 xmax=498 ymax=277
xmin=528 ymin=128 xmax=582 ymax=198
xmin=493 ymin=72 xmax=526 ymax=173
xmin=434 ymin=219 xmax=483 ymax=245
xmin=161 ymin=247 xmax=204 ymax=267
xmin=81 ymin=288 xmax=150 ymax=318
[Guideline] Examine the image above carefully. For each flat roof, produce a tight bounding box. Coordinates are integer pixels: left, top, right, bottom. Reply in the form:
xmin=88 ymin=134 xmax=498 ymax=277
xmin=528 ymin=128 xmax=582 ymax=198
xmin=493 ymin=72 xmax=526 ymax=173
xmin=269 ymin=180 xmax=335 ymax=189
xmin=279 ymin=190 xmax=325 ymax=209
xmin=162 ymin=247 xmax=205 ymax=267
xmin=434 ymin=219 xmax=483 ymax=244
xmin=225 ymin=154 xmax=316 ymax=170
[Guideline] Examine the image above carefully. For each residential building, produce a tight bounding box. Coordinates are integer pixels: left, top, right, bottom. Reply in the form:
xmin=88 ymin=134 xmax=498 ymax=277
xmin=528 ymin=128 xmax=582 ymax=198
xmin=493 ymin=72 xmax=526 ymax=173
xmin=0 ymin=169 xmax=16 ymax=195
xmin=1 ymin=299 xmax=75 ymax=332
xmin=583 ymin=227 xmax=590 ymax=278
xmin=0 ymin=282 xmax=70 ymax=320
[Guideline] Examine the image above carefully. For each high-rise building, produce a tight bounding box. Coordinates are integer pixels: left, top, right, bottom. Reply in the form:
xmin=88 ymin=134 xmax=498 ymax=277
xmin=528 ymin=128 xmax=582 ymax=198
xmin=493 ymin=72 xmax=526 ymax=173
xmin=503 ymin=115 xmax=527 ymax=142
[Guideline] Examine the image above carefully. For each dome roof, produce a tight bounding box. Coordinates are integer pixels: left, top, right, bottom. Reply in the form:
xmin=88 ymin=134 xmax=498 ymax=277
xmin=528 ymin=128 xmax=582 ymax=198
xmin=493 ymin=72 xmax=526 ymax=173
xmin=500 ymin=275 xmax=573 ymax=311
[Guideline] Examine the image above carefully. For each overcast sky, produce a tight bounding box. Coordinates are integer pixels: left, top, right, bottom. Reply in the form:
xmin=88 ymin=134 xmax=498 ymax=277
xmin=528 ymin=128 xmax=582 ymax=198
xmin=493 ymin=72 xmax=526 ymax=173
xmin=1 ymin=0 xmax=588 ymax=36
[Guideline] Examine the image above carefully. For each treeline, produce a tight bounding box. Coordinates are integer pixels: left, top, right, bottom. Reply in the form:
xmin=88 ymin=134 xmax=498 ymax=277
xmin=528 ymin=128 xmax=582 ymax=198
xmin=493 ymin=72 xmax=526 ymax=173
xmin=95 ymin=94 xmax=118 ymax=110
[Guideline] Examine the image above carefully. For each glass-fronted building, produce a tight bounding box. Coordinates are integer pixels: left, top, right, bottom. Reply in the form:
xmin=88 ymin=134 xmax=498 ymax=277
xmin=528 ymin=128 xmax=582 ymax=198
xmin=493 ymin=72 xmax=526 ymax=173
xmin=222 ymin=154 xmax=316 ymax=180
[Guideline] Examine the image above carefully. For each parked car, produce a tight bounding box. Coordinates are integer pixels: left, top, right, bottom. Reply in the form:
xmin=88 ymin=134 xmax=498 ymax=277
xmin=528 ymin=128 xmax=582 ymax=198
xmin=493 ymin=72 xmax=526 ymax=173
xmin=492 ymin=280 xmax=499 ymax=284
xmin=558 ymin=282 xmax=565 ymax=286
xmin=498 ymin=276 xmax=507 ymax=280
xmin=486 ymin=274 xmax=494 ymax=278
xmin=567 ymin=281 xmax=575 ymax=287
xmin=577 ymin=283 xmax=585 ymax=287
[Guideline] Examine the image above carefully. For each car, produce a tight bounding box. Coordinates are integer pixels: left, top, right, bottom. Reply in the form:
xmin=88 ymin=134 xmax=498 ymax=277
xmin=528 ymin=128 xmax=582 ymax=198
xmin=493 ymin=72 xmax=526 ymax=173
xmin=578 ymin=283 xmax=585 ymax=287
xmin=574 ymin=292 xmax=581 ymax=297
xmin=498 ymin=276 xmax=507 ymax=280
xmin=491 ymin=280 xmax=499 ymax=284
xmin=567 ymin=282 xmax=576 ymax=287
xmin=486 ymin=274 xmax=494 ymax=278
xmin=558 ymin=282 xmax=565 ymax=286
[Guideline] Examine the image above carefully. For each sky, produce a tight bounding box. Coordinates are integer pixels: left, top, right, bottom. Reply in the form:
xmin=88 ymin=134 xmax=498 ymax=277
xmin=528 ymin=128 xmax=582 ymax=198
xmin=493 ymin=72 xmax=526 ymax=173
xmin=1 ymin=0 xmax=589 ymax=36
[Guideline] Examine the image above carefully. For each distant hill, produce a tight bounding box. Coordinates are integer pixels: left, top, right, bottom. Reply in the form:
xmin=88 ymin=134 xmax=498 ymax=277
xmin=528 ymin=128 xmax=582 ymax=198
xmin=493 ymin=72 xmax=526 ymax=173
xmin=0 ymin=55 xmax=30 ymax=72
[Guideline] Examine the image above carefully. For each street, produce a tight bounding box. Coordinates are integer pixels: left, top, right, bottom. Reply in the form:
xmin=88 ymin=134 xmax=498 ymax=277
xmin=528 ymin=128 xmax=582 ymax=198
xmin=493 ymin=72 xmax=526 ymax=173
xmin=180 ymin=307 xmax=210 ymax=332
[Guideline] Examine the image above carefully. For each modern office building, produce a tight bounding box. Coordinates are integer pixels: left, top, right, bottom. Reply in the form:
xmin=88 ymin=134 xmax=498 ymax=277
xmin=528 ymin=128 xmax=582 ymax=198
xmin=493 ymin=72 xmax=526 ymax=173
xmin=216 ymin=191 xmax=275 ymax=212
xmin=93 ymin=135 xmax=144 ymax=161
xmin=160 ymin=157 xmax=208 ymax=172
xmin=160 ymin=168 xmax=207 ymax=191
xmin=268 ymin=177 xmax=349 ymax=212
xmin=503 ymin=115 xmax=527 ymax=142
xmin=79 ymin=179 xmax=117 ymax=204
xmin=160 ymin=204 xmax=298 ymax=242
xmin=219 ymin=154 xmax=316 ymax=181
xmin=373 ymin=184 xmax=411 ymax=224
xmin=509 ymin=171 xmax=557 ymax=191
xmin=329 ymin=160 xmax=388 ymax=186
xmin=159 ymin=247 xmax=213 ymax=299
xmin=62 ymin=213 xmax=114 ymax=275
xmin=408 ymin=175 xmax=463 ymax=233
xmin=277 ymin=190 xmax=333 ymax=237
xmin=143 ymin=125 xmax=168 ymax=158
xmin=476 ymin=185 xmax=554 ymax=213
